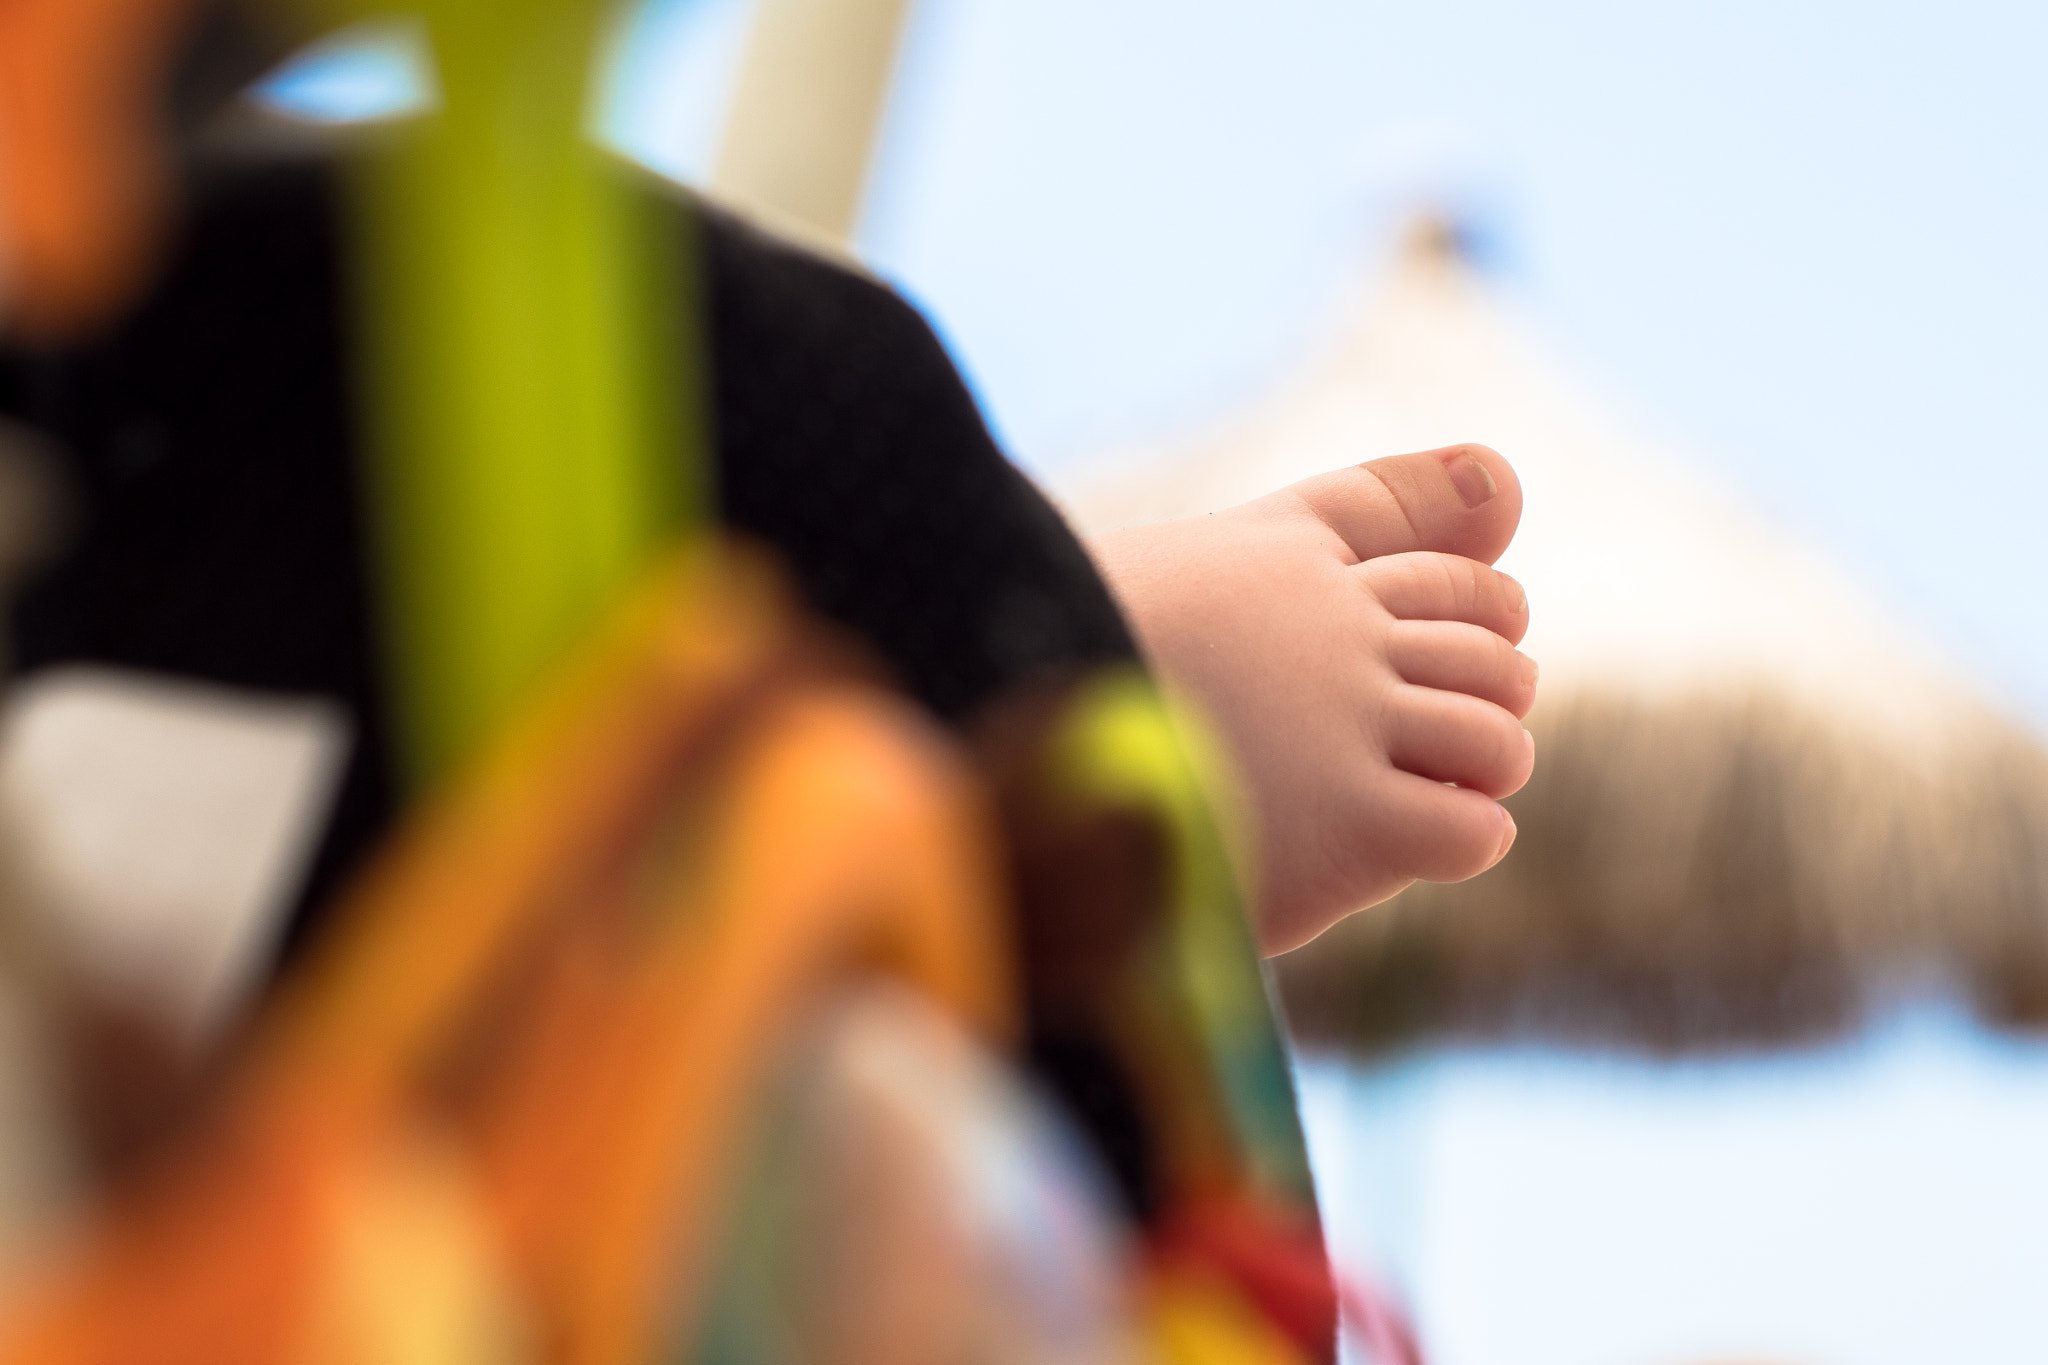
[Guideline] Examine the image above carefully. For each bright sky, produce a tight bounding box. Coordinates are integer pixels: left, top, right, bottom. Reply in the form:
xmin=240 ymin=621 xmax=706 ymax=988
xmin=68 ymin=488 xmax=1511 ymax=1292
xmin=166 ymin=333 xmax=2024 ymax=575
xmin=294 ymin=0 xmax=2048 ymax=724
xmin=612 ymin=0 xmax=2048 ymax=734
xmin=1297 ymin=1004 xmax=2048 ymax=1365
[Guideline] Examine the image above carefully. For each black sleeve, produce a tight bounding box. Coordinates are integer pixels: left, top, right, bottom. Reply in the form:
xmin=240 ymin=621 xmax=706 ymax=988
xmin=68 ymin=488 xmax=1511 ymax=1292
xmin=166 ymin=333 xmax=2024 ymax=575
xmin=697 ymin=200 xmax=1140 ymax=722
xmin=0 ymin=161 xmax=403 ymax=961
xmin=0 ymin=160 xmax=1142 ymax=956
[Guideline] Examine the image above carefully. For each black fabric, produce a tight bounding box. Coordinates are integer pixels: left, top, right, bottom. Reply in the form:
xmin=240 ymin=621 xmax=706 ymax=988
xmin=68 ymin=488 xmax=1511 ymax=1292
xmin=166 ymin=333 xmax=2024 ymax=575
xmin=0 ymin=154 xmax=1138 ymax=960
xmin=0 ymin=161 xmax=399 ymax=958
xmin=703 ymin=206 xmax=1135 ymax=724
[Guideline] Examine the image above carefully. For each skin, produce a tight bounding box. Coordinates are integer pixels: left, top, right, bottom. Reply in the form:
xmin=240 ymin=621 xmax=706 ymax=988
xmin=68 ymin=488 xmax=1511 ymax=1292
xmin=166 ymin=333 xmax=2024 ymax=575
xmin=1089 ymin=443 xmax=1535 ymax=955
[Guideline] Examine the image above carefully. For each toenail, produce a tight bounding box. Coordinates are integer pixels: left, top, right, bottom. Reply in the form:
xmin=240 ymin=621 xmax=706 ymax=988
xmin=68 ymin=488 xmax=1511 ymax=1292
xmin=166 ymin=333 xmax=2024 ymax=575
xmin=1520 ymin=653 xmax=1538 ymax=688
xmin=1501 ymin=573 xmax=1526 ymax=614
xmin=1496 ymin=807 xmax=1518 ymax=860
xmin=1443 ymin=450 xmax=1498 ymax=508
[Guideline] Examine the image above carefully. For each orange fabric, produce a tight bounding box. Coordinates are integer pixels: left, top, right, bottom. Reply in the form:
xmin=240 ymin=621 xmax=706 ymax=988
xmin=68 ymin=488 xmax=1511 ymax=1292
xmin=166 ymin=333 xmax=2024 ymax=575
xmin=0 ymin=0 xmax=202 ymax=337
xmin=0 ymin=549 xmax=1013 ymax=1364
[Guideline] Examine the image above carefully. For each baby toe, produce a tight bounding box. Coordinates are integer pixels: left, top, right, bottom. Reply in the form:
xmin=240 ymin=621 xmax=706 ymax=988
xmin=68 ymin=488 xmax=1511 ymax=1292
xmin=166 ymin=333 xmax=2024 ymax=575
xmin=1358 ymin=552 xmax=1529 ymax=645
xmin=1374 ymin=777 xmax=1518 ymax=885
xmin=1385 ymin=620 xmax=1538 ymax=719
xmin=1283 ymin=443 xmax=1522 ymax=566
xmin=1384 ymin=684 xmax=1535 ymax=799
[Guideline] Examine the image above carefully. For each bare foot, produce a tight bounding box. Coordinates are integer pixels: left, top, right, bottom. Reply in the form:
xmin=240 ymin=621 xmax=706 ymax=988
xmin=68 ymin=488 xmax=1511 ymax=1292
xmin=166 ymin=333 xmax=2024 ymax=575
xmin=1090 ymin=443 xmax=1534 ymax=954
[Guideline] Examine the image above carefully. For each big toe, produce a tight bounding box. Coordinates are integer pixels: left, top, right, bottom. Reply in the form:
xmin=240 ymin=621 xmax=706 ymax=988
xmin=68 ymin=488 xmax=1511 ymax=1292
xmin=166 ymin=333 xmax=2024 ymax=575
xmin=1278 ymin=443 xmax=1522 ymax=566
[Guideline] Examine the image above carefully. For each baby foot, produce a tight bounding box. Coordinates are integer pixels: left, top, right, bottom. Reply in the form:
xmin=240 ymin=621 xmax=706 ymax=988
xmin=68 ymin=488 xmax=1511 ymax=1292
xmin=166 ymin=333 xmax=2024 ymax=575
xmin=1088 ymin=444 xmax=1534 ymax=954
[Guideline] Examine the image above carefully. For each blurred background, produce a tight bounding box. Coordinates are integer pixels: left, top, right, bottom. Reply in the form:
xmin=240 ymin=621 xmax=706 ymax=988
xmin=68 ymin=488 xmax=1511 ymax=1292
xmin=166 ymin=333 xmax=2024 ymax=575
xmin=608 ymin=0 xmax=2048 ymax=730
xmin=280 ymin=3 xmax=2048 ymax=1361
xmin=615 ymin=4 xmax=2048 ymax=1364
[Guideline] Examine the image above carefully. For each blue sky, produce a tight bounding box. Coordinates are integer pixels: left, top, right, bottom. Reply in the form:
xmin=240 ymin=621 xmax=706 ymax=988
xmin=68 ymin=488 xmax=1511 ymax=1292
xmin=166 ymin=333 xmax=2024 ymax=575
xmin=1298 ymin=1002 xmax=2048 ymax=1365
xmin=288 ymin=0 xmax=2048 ymax=723
xmin=612 ymin=0 xmax=2048 ymax=732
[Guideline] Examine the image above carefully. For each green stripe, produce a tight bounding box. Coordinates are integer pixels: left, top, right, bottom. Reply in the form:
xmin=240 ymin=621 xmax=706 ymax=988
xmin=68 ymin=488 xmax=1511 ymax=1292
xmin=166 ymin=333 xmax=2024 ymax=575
xmin=315 ymin=0 xmax=699 ymax=783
